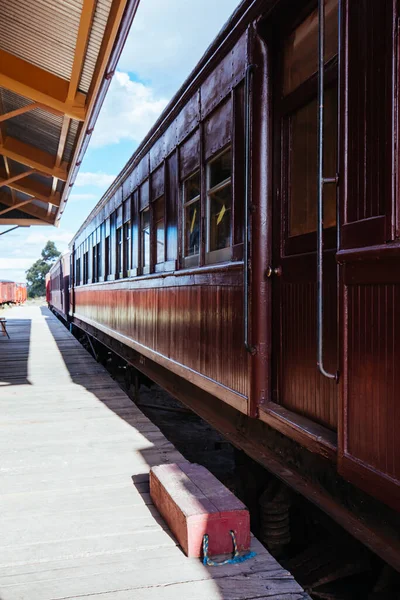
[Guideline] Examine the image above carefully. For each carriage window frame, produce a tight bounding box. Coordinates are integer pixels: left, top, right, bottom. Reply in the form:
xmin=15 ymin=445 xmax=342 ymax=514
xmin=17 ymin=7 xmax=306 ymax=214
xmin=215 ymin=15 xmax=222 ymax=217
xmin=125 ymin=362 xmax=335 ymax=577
xmin=280 ymin=2 xmax=339 ymax=256
xmin=206 ymin=147 xmax=233 ymax=264
xmin=96 ymin=238 xmax=101 ymax=281
xmin=153 ymin=195 xmax=165 ymax=266
xmin=105 ymin=234 xmax=111 ymax=279
xmin=123 ymin=221 xmax=131 ymax=277
xmin=116 ymin=226 xmax=123 ymax=278
xmin=75 ymin=256 xmax=81 ymax=286
xmin=140 ymin=208 xmax=150 ymax=275
xmin=182 ymin=170 xmax=201 ymax=268
xmin=83 ymin=249 xmax=89 ymax=285
xmin=92 ymin=243 xmax=97 ymax=283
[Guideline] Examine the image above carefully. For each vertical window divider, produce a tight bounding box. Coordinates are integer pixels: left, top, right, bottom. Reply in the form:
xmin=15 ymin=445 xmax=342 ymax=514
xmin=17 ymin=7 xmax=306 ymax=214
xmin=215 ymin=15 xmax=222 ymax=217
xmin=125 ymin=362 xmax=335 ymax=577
xmin=130 ymin=193 xmax=134 ymax=275
xmin=231 ymin=88 xmax=236 ymax=258
xmin=138 ymin=188 xmax=143 ymax=274
xmin=163 ymin=158 xmax=168 ymax=264
xmin=177 ymin=146 xmax=183 ymax=268
xmin=149 ymin=172 xmax=155 ymax=273
xmin=199 ymin=121 xmax=206 ymax=266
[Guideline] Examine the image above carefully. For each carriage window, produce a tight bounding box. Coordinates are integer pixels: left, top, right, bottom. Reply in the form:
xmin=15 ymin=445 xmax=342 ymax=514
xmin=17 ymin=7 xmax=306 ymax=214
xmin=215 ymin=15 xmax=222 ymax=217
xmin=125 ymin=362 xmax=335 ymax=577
xmin=288 ymin=84 xmax=337 ymax=238
xmin=75 ymin=257 xmax=81 ymax=286
xmin=105 ymin=235 xmax=110 ymax=277
xmin=96 ymin=241 xmax=101 ymax=279
xmin=183 ymin=172 xmax=200 ymax=258
xmin=116 ymin=226 xmax=123 ymax=277
xmin=124 ymin=221 xmax=131 ymax=275
xmin=207 ymin=149 xmax=232 ymax=254
xmin=141 ymin=208 xmax=150 ymax=271
xmin=83 ymin=251 xmax=89 ymax=284
xmin=92 ymin=245 xmax=97 ymax=283
xmin=154 ymin=197 xmax=165 ymax=264
xmin=283 ymin=0 xmax=338 ymax=96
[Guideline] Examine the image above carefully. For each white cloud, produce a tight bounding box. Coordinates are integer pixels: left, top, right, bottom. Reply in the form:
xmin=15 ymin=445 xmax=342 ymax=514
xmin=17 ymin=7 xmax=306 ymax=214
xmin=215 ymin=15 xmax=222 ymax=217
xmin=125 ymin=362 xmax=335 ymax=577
xmin=118 ymin=0 xmax=240 ymax=96
xmin=74 ymin=172 xmax=116 ymax=188
xmin=68 ymin=193 xmax=98 ymax=204
xmin=90 ymin=73 xmax=168 ymax=148
xmin=0 ymin=258 xmax=32 ymax=271
xmin=24 ymin=231 xmax=74 ymax=246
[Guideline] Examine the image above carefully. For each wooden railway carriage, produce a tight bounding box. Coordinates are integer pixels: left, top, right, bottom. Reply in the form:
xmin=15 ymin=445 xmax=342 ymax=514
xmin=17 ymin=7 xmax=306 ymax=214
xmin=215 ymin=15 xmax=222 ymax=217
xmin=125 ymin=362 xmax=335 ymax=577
xmin=0 ymin=281 xmax=26 ymax=304
xmin=48 ymin=254 xmax=70 ymax=322
xmin=54 ymin=0 xmax=400 ymax=569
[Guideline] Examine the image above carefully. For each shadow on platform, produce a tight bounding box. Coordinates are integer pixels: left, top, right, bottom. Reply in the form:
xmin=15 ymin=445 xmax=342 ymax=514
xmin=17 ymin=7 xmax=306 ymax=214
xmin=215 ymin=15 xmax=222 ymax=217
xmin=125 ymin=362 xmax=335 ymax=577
xmin=0 ymin=317 xmax=31 ymax=386
xmin=33 ymin=306 xmax=304 ymax=600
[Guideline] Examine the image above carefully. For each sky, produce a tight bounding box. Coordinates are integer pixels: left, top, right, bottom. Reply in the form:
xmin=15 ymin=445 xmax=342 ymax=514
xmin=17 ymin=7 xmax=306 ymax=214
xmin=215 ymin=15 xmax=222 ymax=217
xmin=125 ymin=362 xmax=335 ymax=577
xmin=0 ymin=0 xmax=240 ymax=283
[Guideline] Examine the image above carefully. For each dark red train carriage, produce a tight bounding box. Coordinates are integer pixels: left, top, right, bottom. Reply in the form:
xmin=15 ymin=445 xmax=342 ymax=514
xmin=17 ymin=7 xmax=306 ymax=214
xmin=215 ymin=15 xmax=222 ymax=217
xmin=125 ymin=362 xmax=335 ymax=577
xmin=47 ymin=253 xmax=70 ymax=322
xmin=48 ymin=0 xmax=400 ymax=570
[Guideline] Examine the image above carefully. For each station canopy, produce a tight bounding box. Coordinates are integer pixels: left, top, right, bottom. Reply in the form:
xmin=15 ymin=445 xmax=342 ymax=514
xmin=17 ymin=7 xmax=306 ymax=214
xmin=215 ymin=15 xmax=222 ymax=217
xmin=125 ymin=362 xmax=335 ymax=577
xmin=0 ymin=0 xmax=139 ymax=227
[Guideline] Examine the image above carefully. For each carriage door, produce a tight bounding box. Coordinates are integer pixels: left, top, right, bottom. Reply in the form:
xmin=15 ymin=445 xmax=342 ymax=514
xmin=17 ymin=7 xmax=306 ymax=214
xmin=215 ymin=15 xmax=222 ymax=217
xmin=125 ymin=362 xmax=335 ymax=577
xmin=268 ymin=0 xmax=339 ymax=432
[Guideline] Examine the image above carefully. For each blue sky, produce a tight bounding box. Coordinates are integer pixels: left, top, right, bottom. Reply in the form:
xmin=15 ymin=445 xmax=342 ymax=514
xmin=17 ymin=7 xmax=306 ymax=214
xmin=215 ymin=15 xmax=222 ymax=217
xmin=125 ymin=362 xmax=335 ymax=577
xmin=0 ymin=0 xmax=240 ymax=283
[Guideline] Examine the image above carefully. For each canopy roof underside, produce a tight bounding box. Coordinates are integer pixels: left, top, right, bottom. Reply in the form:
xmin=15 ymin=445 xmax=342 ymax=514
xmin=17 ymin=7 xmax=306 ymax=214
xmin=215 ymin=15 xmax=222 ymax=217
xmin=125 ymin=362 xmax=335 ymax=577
xmin=0 ymin=0 xmax=139 ymax=226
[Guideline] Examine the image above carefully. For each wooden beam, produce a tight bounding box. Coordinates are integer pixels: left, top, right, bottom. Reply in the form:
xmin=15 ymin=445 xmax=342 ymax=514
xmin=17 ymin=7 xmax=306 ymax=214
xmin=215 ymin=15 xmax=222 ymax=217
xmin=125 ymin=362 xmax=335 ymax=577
xmin=0 ymin=191 xmax=53 ymax=224
xmin=0 ymin=176 xmax=61 ymax=207
xmin=87 ymin=0 xmax=129 ymax=100
xmin=0 ymin=217 xmax=51 ymax=226
xmin=0 ymin=103 xmax=40 ymax=123
xmin=0 ymin=137 xmax=68 ymax=180
xmin=57 ymin=0 xmax=132 ymax=222
xmin=0 ymin=169 xmax=36 ymax=187
xmin=0 ymin=102 xmax=65 ymax=123
xmin=0 ymin=50 xmax=86 ymax=122
xmin=68 ymin=0 xmax=97 ymax=103
xmin=0 ymin=200 xmax=31 ymax=216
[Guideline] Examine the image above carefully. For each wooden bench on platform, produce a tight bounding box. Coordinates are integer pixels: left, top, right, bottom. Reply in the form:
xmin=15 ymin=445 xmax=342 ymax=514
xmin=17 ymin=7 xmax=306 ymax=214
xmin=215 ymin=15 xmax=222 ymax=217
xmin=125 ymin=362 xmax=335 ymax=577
xmin=0 ymin=317 xmax=10 ymax=339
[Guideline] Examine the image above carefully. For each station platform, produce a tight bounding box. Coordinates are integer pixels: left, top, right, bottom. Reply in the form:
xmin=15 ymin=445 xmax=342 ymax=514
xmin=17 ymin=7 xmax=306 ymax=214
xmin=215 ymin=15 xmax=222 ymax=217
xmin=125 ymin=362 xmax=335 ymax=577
xmin=0 ymin=305 xmax=308 ymax=600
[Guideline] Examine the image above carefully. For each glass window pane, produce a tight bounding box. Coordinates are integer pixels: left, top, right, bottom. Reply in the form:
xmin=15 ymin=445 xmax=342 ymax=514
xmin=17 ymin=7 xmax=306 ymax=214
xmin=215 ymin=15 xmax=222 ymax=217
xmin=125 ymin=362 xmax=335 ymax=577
xmin=209 ymin=150 xmax=231 ymax=189
xmin=124 ymin=222 xmax=131 ymax=272
xmin=184 ymin=172 xmax=200 ymax=201
xmin=289 ymin=86 xmax=337 ymax=237
xmin=209 ymin=183 xmax=232 ymax=251
xmin=283 ymin=0 xmax=338 ymax=96
xmin=155 ymin=197 xmax=164 ymax=264
xmin=116 ymin=227 xmax=123 ymax=274
xmin=184 ymin=200 xmax=200 ymax=257
xmin=141 ymin=209 xmax=150 ymax=268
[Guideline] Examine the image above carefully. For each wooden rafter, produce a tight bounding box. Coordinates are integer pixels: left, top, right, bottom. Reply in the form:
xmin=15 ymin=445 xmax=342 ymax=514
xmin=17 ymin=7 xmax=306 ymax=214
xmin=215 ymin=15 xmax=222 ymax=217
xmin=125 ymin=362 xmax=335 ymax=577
xmin=0 ymin=137 xmax=68 ymax=180
xmin=0 ymin=190 xmax=53 ymax=224
xmin=52 ymin=0 xmax=96 ymax=198
xmin=0 ymin=170 xmax=36 ymax=187
xmin=0 ymin=102 xmax=65 ymax=123
xmin=68 ymin=0 xmax=97 ymax=103
xmin=0 ymin=50 xmax=86 ymax=122
xmin=0 ymin=175 xmax=60 ymax=207
xmin=0 ymin=199 xmax=31 ymax=216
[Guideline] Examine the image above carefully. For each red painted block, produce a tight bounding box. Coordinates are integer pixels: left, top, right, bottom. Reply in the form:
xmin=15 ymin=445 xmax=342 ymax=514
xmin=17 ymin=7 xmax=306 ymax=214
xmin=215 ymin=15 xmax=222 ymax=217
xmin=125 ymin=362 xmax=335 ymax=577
xmin=150 ymin=462 xmax=250 ymax=558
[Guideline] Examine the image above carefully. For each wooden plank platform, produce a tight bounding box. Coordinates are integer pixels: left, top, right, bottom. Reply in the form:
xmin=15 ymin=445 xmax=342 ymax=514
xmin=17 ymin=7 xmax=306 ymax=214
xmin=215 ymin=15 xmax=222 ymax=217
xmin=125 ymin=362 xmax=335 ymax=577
xmin=0 ymin=305 xmax=309 ymax=600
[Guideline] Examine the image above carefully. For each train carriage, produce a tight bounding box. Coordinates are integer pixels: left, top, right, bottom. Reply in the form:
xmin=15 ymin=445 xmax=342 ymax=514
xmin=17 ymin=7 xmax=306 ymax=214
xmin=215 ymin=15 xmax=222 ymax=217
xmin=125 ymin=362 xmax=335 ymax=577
xmin=47 ymin=0 xmax=400 ymax=570
xmin=47 ymin=253 xmax=70 ymax=322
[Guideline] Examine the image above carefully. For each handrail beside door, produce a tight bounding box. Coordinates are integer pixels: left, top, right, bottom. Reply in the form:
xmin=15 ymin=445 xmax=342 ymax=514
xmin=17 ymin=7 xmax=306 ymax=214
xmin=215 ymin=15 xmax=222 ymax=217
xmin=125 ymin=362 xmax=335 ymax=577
xmin=317 ymin=0 xmax=339 ymax=381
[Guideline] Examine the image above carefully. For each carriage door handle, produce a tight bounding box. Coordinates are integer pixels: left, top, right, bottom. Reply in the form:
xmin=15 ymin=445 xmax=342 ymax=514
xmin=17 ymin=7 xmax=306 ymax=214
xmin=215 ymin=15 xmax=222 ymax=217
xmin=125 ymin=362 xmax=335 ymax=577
xmin=266 ymin=265 xmax=281 ymax=278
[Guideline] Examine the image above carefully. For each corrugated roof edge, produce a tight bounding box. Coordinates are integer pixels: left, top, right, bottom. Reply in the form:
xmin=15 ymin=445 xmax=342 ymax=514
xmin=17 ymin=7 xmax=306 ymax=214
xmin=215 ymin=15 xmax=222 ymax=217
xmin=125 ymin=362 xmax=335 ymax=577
xmin=56 ymin=0 xmax=142 ymax=225
xmin=70 ymin=0 xmax=274 ymax=245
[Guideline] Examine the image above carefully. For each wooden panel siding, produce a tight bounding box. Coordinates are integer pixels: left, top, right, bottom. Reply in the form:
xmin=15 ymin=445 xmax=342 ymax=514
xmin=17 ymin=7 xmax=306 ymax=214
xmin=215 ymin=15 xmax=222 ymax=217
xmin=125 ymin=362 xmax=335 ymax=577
xmin=73 ymin=270 xmax=248 ymax=400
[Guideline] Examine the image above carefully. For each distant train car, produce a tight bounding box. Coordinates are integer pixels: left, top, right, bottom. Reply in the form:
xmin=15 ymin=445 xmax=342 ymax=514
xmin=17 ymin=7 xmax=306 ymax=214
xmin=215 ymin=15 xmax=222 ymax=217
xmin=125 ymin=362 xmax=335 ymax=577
xmin=15 ymin=283 xmax=27 ymax=305
xmin=47 ymin=0 xmax=400 ymax=571
xmin=0 ymin=280 xmax=16 ymax=304
xmin=47 ymin=253 xmax=70 ymax=321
